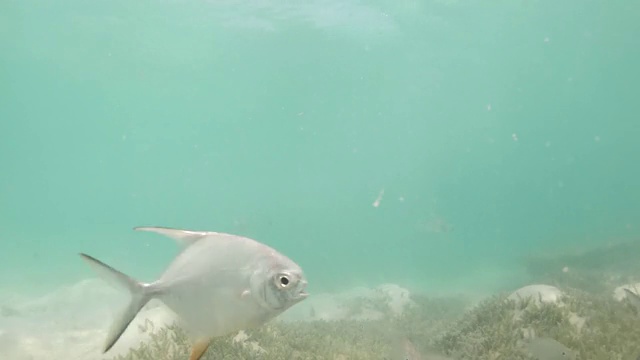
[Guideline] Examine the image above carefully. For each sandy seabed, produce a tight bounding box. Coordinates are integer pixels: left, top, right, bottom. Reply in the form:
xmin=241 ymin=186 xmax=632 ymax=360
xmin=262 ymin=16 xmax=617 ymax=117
xmin=4 ymin=274 xmax=637 ymax=360
xmin=0 ymin=278 xmax=430 ymax=360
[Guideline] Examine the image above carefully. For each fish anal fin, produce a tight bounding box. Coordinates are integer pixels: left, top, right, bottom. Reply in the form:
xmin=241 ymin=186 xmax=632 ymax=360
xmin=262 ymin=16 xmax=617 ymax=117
xmin=189 ymin=338 xmax=213 ymax=360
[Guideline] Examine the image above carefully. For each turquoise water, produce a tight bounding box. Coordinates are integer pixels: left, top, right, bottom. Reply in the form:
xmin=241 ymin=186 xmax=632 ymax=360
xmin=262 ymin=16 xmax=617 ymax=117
xmin=1 ymin=0 xmax=639 ymax=323
xmin=2 ymin=1 xmax=640 ymax=359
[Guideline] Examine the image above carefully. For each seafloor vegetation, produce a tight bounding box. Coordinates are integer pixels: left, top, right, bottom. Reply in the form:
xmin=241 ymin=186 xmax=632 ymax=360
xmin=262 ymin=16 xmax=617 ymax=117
xmin=114 ymin=240 xmax=640 ymax=360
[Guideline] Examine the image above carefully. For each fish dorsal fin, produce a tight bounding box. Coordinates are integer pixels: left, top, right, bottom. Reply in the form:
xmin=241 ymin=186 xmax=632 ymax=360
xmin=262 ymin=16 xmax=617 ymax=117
xmin=189 ymin=338 xmax=212 ymax=360
xmin=134 ymin=226 xmax=209 ymax=246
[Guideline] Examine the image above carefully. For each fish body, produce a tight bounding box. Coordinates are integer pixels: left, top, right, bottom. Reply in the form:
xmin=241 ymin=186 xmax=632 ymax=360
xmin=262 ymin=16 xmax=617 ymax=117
xmin=389 ymin=337 xmax=457 ymax=360
xmin=522 ymin=337 xmax=576 ymax=360
xmin=398 ymin=339 xmax=424 ymax=360
xmin=80 ymin=226 xmax=308 ymax=360
xmin=623 ymin=288 xmax=640 ymax=309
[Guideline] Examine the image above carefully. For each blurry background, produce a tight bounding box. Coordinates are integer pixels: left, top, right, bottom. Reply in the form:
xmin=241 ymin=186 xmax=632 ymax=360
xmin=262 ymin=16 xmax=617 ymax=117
xmin=1 ymin=0 xmax=638 ymax=296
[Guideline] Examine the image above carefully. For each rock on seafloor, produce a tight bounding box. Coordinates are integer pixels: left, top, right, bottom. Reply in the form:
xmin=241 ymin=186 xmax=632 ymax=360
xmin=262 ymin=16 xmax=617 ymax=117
xmin=507 ymin=284 xmax=586 ymax=334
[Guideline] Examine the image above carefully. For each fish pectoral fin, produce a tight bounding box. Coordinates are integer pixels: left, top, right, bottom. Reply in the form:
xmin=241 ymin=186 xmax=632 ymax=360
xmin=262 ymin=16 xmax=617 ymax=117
xmin=134 ymin=226 xmax=208 ymax=247
xmin=190 ymin=338 xmax=213 ymax=360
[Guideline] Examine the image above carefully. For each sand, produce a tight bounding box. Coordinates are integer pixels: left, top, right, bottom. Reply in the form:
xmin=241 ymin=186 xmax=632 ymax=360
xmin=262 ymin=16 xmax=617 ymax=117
xmin=0 ymin=278 xmax=418 ymax=360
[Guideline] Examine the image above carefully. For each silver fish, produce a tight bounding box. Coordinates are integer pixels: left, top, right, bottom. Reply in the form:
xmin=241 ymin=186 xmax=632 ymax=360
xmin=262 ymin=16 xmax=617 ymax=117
xmin=522 ymin=337 xmax=576 ymax=360
xmin=624 ymin=288 xmax=640 ymax=309
xmin=389 ymin=338 xmax=424 ymax=360
xmin=80 ymin=226 xmax=309 ymax=360
xmin=388 ymin=333 xmax=457 ymax=360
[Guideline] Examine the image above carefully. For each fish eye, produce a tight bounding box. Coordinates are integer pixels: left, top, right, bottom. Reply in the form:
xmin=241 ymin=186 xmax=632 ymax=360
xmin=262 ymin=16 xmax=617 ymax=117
xmin=279 ymin=275 xmax=290 ymax=287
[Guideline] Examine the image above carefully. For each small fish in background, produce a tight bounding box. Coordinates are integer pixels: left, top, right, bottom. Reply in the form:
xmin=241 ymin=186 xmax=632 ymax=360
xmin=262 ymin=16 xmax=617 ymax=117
xmin=417 ymin=213 xmax=454 ymax=235
xmin=389 ymin=337 xmax=457 ymax=360
xmin=424 ymin=216 xmax=454 ymax=233
xmin=80 ymin=226 xmax=309 ymax=360
xmin=521 ymin=337 xmax=576 ymax=360
xmin=399 ymin=339 xmax=423 ymax=360
xmin=388 ymin=337 xmax=422 ymax=360
xmin=0 ymin=305 xmax=20 ymax=317
xmin=623 ymin=288 xmax=640 ymax=310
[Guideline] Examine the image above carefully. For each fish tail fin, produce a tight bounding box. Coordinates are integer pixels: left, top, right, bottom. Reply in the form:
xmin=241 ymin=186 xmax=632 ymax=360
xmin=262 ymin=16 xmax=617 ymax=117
xmin=79 ymin=253 xmax=155 ymax=353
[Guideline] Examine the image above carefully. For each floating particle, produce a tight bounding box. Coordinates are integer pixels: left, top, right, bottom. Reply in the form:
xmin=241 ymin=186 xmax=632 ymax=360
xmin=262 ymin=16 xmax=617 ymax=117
xmin=512 ymin=133 xmax=518 ymax=141
xmin=372 ymin=189 xmax=385 ymax=208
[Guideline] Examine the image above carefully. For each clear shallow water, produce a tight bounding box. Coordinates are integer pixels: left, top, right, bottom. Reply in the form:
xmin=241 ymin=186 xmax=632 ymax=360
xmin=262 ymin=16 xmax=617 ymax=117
xmin=1 ymin=0 xmax=639 ymax=358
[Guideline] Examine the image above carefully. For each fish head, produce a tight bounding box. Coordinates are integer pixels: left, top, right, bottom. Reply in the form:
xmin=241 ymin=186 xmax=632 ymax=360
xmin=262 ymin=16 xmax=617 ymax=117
xmin=251 ymin=257 xmax=309 ymax=312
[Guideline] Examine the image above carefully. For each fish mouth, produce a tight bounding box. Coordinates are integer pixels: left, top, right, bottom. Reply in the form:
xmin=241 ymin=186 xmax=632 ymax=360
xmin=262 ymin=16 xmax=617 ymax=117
xmin=296 ymin=291 xmax=309 ymax=301
xmin=298 ymin=281 xmax=309 ymax=299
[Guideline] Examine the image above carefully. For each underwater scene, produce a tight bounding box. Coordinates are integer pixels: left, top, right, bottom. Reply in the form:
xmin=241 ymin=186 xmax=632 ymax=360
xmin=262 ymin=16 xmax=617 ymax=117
xmin=1 ymin=0 xmax=639 ymax=359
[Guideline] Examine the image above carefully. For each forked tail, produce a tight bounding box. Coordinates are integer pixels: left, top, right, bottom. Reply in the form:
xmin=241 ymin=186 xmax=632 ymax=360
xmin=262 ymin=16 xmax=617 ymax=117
xmin=79 ymin=253 xmax=154 ymax=353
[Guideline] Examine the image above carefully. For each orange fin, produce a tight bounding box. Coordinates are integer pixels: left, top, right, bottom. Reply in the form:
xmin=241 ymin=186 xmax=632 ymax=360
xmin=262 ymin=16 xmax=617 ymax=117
xmin=189 ymin=338 xmax=212 ymax=360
